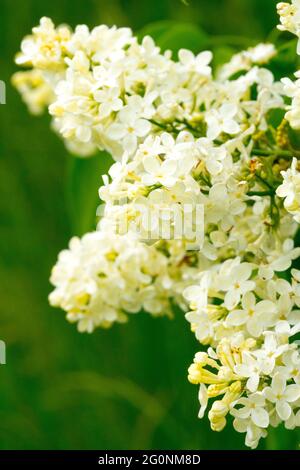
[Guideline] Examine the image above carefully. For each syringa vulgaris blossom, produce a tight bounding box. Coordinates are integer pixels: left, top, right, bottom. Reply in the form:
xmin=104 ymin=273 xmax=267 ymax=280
xmin=13 ymin=1 xmax=300 ymax=449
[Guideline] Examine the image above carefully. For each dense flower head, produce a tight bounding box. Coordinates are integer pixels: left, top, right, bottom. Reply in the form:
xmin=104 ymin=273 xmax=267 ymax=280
xmin=13 ymin=17 xmax=214 ymax=157
xmin=277 ymin=157 xmax=300 ymax=221
xmin=217 ymin=43 xmax=277 ymax=81
xmin=277 ymin=1 xmax=300 ymax=38
xmin=184 ymin=223 xmax=300 ymax=447
xmin=11 ymin=69 xmax=55 ymax=115
xmin=14 ymin=3 xmax=300 ymax=449
xmin=278 ymin=1 xmax=300 ymax=130
xmin=49 ymin=230 xmax=205 ymax=332
xmin=188 ymin=333 xmax=300 ymax=448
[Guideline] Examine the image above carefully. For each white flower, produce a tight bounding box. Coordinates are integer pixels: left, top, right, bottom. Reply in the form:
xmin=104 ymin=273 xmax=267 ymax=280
xmin=276 ymin=158 xmax=300 ymax=222
xmin=233 ymin=417 xmax=268 ymax=449
xmin=142 ymin=155 xmax=178 ymax=187
xmin=11 ymin=69 xmax=54 ymax=115
xmin=244 ymin=43 xmax=276 ymax=64
xmin=107 ymin=107 xmax=151 ymax=154
xmin=196 ymin=138 xmax=228 ymax=176
xmin=218 ymin=44 xmax=276 ymax=80
xmin=198 ymin=384 xmax=208 ymax=418
xmin=178 ymin=49 xmax=212 ymax=77
xmin=277 ymin=1 xmax=300 ymax=53
xmin=205 ymin=103 xmax=241 ymax=140
xmin=226 ymin=292 xmax=276 ymax=337
xmin=15 ymin=17 xmax=71 ymax=69
xmin=93 ymin=87 xmax=123 ymax=118
xmin=184 ymin=273 xmax=210 ymax=310
xmin=231 ymin=393 xmax=269 ymax=428
xmin=186 ymin=311 xmax=214 ymax=343
xmin=49 ymin=230 xmax=174 ymax=332
xmin=254 ymin=332 xmax=288 ymax=371
xmin=234 ymin=352 xmax=273 ymax=392
xmin=277 ymin=349 xmax=300 ymax=384
xmin=264 ymin=372 xmax=300 ymax=420
xmin=284 ymin=408 xmax=300 ymax=429
xmin=218 ymin=259 xmax=255 ymax=310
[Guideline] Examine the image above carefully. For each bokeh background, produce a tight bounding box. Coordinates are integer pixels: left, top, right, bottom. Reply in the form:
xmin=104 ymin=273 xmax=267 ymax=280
xmin=0 ymin=0 xmax=299 ymax=450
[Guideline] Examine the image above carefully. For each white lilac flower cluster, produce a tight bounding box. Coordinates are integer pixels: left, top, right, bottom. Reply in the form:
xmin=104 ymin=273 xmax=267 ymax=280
xmin=276 ymin=2 xmax=300 ymax=224
xmin=186 ymin=260 xmax=300 ymax=448
xmin=12 ymin=16 xmax=213 ymax=157
xmin=14 ymin=3 xmax=300 ymax=449
xmin=49 ymin=231 xmax=189 ymax=332
xmin=278 ymin=1 xmax=300 ymax=51
xmin=217 ymin=43 xmax=277 ymax=81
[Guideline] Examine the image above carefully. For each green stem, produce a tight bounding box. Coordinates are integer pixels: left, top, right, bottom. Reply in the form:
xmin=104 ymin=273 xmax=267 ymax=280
xmin=148 ymin=119 xmax=169 ymax=130
xmin=251 ymin=148 xmax=294 ymax=159
xmin=247 ymin=190 xmax=274 ymax=197
xmin=255 ymin=173 xmax=274 ymax=191
xmin=174 ymin=118 xmax=202 ymax=136
xmin=181 ymin=119 xmax=198 ymax=132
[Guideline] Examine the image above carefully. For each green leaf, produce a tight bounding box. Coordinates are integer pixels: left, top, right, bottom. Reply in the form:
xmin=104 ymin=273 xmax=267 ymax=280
xmin=66 ymin=152 xmax=113 ymax=236
xmin=138 ymin=20 xmax=176 ymax=43
xmin=288 ymin=124 xmax=300 ymax=151
xmin=267 ymin=108 xmax=286 ymax=128
xmin=268 ymin=38 xmax=300 ymax=79
xmin=138 ymin=20 xmax=208 ymax=57
xmin=212 ymin=46 xmax=236 ymax=70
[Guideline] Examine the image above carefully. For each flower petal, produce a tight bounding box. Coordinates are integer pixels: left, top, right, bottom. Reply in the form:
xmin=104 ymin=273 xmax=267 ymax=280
xmin=276 ymin=400 xmax=291 ymax=421
xmin=285 ymin=384 xmax=300 ymax=403
xmin=251 ymin=407 xmax=269 ymax=428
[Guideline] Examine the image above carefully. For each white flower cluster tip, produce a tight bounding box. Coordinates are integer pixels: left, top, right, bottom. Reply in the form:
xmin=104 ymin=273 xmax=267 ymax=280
xmin=13 ymin=3 xmax=300 ymax=449
xmin=49 ymin=231 xmax=179 ymax=332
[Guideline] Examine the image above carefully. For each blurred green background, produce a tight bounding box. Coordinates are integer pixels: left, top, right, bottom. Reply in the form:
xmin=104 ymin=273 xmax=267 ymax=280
xmin=0 ymin=0 xmax=299 ymax=450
